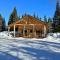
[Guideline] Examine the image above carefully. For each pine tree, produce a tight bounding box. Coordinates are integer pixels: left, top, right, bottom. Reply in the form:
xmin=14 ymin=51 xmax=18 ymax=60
xmin=36 ymin=14 xmax=39 ymax=20
xmin=0 ymin=14 xmax=3 ymax=31
xmin=39 ymin=17 xmax=42 ymax=21
xmin=33 ymin=13 xmax=36 ymax=18
xmin=8 ymin=7 xmax=19 ymax=25
xmin=44 ymin=16 xmax=47 ymax=23
xmin=53 ymin=1 xmax=60 ymax=32
xmin=24 ymin=12 xmax=27 ymax=16
xmin=0 ymin=14 xmax=6 ymax=31
xmin=2 ymin=18 xmax=6 ymax=31
xmin=48 ymin=18 xmax=52 ymax=33
xmin=18 ymin=16 xmax=20 ymax=20
xmin=22 ymin=15 xmax=24 ymax=18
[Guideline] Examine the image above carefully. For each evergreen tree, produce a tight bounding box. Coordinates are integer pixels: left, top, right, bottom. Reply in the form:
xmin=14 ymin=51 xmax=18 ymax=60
xmin=33 ymin=13 xmax=36 ymax=18
xmin=39 ymin=17 xmax=42 ymax=21
xmin=18 ymin=16 xmax=20 ymax=20
xmin=44 ymin=16 xmax=47 ymax=23
xmin=53 ymin=1 xmax=60 ymax=32
xmin=0 ymin=14 xmax=6 ymax=31
xmin=0 ymin=14 xmax=3 ymax=31
xmin=36 ymin=14 xmax=39 ymax=20
xmin=22 ymin=15 xmax=24 ymax=18
xmin=48 ymin=18 xmax=52 ymax=33
xmin=8 ymin=7 xmax=19 ymax=25
xmin=24 ymin=12 xmax=27 ymax=16
xmin=2 ymin=18 xmax=6 ymax=31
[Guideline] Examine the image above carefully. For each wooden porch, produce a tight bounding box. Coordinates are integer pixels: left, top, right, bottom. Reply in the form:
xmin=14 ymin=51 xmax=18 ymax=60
xmin=8 ymin=24 xmax=47 ymax=38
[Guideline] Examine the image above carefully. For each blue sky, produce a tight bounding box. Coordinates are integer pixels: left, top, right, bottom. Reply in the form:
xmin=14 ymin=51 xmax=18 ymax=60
xmin=0 ymin=0 xmax=57 ymax=24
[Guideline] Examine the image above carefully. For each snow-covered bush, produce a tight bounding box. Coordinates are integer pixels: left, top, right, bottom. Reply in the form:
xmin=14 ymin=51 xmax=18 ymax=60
xmin=0 ymin=31 xmax=12 ymax=38
xmin=48 ymin=33 xmax=60 ymax=38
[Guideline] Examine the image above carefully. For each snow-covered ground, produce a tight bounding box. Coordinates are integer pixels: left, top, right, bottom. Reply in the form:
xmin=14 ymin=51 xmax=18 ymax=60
xmin=0 ymin=32 xmax=60 ymax=60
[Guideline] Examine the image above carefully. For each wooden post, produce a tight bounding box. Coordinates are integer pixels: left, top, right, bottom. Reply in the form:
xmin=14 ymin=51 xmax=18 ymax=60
xmin=14 ymin=24 xmax=15 ymax=37
xmin=34 ymin=30 xmax=36 ymax=38
xmin=33 ymin=25 xmax=35 ymax=38
xmin=44 ymin=25 xmax=46 ymax=37
xmin=23 ymin=25 xmax=25 ymax=37
xmin=34 ymin=25 xmax=36 ymax=38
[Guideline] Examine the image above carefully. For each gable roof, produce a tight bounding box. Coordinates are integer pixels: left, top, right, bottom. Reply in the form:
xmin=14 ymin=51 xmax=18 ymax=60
xmin=9 ymin=15 xmax=47 ymax=27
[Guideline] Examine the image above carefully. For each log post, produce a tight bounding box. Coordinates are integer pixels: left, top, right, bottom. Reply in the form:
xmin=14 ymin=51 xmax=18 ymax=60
xmin=8 ymin=26 xmax=10 ymax=36
xmin=23 ymin=25 xmax=25 ymax=37
xmin=33 ymin=25 xmax=36 ymax=38
xmin=44 ymin=25 xmax=46 ymax=37
xmin=14 ymin=24 xmax=15 ymax=37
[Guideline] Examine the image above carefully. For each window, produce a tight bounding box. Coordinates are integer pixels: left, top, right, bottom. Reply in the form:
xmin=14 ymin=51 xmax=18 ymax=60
xmin=15 ymin=27 xmax=18 ymax=32
xmin=36 ymin=30 xmax=40 ymax=33
xmin=30 ymin=30 xmax=32 ymax=33
xmin=25 ymin=30 xmax=27 ymax=33
xmin=25 ymin=30 xmax=27 ymax=36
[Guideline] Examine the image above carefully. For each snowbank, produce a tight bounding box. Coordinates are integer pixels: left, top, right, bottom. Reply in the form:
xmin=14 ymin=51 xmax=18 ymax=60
xmin=46 ymin=33 xmax=60 ymax=43
xmin=0 ymin=31 xmax=60 ymax=43
xmin=0 ymin=31 xmax=12 ymax=39
xmin=49 ymin=33 xmax=60 ymax=38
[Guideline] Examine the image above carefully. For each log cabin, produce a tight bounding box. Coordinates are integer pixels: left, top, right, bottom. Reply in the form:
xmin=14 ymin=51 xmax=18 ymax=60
xmin=8 ymin=15 xmax=48 ymax=38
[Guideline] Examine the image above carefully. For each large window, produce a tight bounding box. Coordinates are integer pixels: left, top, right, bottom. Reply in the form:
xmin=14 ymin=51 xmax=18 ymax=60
xmin=36 ymin=30 xmax=42 ymax=34
xmin=15 ymin=27 xmax=18 ymax=32
xmin=36 ymin=30 xmax=40 ymax=33
xmin=25 ymin=30 xmax=27 ymax=33
xmin=25 ymin=30 xmax=27 ymax=36
xmin=30 ymin=30 xmax=32 ymax=33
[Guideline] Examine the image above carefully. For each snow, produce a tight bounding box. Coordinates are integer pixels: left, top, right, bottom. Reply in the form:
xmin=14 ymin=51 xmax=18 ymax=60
xmin=49 ymin=33 xmax=60 ymax=38
xmin=0 ymin=31 xmax=12 ymax=39
xmin=0 ymin=31 xmax=60 ymax=60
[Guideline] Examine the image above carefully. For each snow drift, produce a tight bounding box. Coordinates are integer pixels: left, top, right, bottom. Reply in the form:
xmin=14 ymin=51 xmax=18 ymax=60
xmin=0 ymin=31 xmax=12 ymax=39
xmin=0 ymin=31 xmax=60 ymax=43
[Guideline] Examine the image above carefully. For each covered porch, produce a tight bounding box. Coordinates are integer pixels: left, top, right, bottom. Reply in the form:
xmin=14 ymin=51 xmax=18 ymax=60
xmin=8 ymin=24 xmax=47 ymax=38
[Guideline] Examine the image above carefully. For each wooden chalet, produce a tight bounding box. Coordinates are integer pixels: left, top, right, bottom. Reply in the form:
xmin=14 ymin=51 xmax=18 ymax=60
xmin=8 ymin=15 xmax=48 ymax=38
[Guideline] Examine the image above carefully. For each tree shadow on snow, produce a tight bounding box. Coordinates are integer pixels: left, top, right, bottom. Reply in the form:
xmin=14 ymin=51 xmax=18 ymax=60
xmin=9 ymin=46 xmax=60 ymax=60
xmin=0 ymin=51 xmax=21 ymax=60
xmin=19 ymin=47 xmax=60 ymax=60
xmin=7 ymin=39 xmax=60 ymax=60
xmin=34 ymin=41 xmax=60 ymax=49
xmin=12 ymin=39 xmax=60 ymax=49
